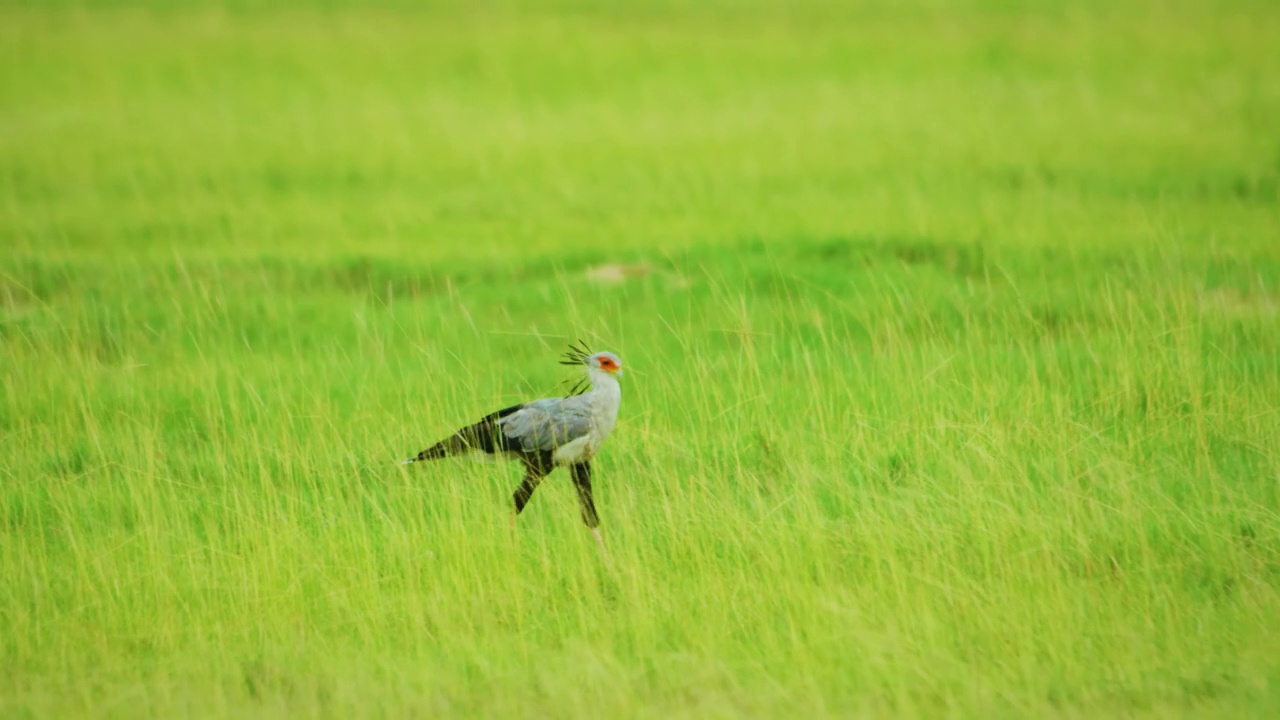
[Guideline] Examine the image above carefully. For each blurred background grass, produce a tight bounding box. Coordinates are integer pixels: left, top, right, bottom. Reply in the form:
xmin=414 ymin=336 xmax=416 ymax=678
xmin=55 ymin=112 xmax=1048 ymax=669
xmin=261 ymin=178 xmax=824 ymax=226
xmin=4 ymin=0 xmax=1277 ymax=263
xmin=2 ymin=1 xmax=1279 ymax=718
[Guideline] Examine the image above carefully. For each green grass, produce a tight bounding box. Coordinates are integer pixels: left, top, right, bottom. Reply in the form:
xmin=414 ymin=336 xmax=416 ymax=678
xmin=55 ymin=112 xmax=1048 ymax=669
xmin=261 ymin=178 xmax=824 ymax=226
xmin=3 ymin=1 xmax=1280 ymax=717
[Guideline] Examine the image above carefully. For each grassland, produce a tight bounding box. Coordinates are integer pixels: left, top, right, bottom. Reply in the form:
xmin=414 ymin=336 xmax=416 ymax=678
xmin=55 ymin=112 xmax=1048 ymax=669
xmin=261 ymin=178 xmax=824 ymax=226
xmin=2 ymin=1 xmax=1280 ymax=717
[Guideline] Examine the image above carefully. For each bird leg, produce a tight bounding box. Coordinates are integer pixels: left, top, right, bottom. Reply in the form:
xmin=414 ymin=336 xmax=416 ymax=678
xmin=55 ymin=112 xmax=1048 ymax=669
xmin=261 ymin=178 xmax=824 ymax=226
xmin=512 ymin=465 xmax=546 ymax=518
xmin=568 ymin=462 xmax=600 ymax=526
xmin=569 ymin=462 xmax=608 ymax=558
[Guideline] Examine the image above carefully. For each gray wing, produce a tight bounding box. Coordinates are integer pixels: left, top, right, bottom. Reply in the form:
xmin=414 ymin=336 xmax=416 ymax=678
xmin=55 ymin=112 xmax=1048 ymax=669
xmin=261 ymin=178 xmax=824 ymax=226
xmin=497 ymin=396 xmax=592 ymax=452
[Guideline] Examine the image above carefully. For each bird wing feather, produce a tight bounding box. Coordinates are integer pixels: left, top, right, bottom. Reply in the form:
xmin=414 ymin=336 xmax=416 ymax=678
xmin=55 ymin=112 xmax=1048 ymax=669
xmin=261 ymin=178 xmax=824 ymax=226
xmin=497 ymin=396 xmax=593 ymax=452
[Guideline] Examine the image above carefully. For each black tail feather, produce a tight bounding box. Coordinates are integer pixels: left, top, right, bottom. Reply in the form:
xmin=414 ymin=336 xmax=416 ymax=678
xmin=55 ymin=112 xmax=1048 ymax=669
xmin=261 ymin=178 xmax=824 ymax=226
xmin=404 ymin=404 xmax=524 ymax=464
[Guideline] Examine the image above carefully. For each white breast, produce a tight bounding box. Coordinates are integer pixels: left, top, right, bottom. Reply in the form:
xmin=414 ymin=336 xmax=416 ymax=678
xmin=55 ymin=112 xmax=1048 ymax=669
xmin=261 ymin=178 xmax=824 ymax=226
xmin=552 ymin=435 xmax=593 ymax=465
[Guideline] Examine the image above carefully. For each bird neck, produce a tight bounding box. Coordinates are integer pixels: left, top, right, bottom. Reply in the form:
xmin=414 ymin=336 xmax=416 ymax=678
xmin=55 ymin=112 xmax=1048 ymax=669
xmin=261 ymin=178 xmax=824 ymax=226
xmin=586 ymin=368 xmax=622 ymax=399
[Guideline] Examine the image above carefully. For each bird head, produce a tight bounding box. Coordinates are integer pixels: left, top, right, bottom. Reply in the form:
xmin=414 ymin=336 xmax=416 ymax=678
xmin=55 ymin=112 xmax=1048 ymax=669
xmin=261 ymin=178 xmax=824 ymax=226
xmin=590 ymin=351 xmax=623 ymax=377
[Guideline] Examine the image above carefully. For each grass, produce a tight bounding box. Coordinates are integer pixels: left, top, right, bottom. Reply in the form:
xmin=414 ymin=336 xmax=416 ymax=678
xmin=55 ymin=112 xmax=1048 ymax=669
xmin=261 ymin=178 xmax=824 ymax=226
xmin=3 ymin=0 xmax=1280 ymax=717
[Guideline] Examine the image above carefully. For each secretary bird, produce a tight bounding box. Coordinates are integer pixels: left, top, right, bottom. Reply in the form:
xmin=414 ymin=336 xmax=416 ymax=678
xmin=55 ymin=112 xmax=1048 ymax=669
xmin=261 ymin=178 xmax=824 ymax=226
xmin=402 ymin=342 xmax=623 ymax=554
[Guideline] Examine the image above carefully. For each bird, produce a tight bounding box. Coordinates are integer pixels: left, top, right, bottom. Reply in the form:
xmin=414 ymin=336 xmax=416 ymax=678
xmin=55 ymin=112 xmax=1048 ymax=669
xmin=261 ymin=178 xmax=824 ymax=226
xmin=402 ymin=341 xmax=623 ymax=554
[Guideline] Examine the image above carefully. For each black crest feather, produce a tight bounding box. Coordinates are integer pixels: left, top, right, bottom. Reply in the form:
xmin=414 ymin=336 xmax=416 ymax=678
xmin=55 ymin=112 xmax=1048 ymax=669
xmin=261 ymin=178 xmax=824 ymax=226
xmin=559 ymin=339 xmax=592 ymax=367
xmin=559 ymin=339 xmax=592 ymax=396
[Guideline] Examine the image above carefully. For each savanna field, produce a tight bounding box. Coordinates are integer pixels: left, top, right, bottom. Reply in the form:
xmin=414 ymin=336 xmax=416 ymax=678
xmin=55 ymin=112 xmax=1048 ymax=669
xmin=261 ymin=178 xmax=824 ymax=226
xmin=3 ymin=0 xmax=1279 ymax=717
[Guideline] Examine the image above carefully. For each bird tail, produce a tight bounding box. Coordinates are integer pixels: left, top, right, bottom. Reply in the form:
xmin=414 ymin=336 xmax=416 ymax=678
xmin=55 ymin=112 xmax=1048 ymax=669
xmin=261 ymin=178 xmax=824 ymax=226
xmin=402 ymin=405 xmax=523 ymax=465
xmin=402 ymin=434 xmax=470 ymax=464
